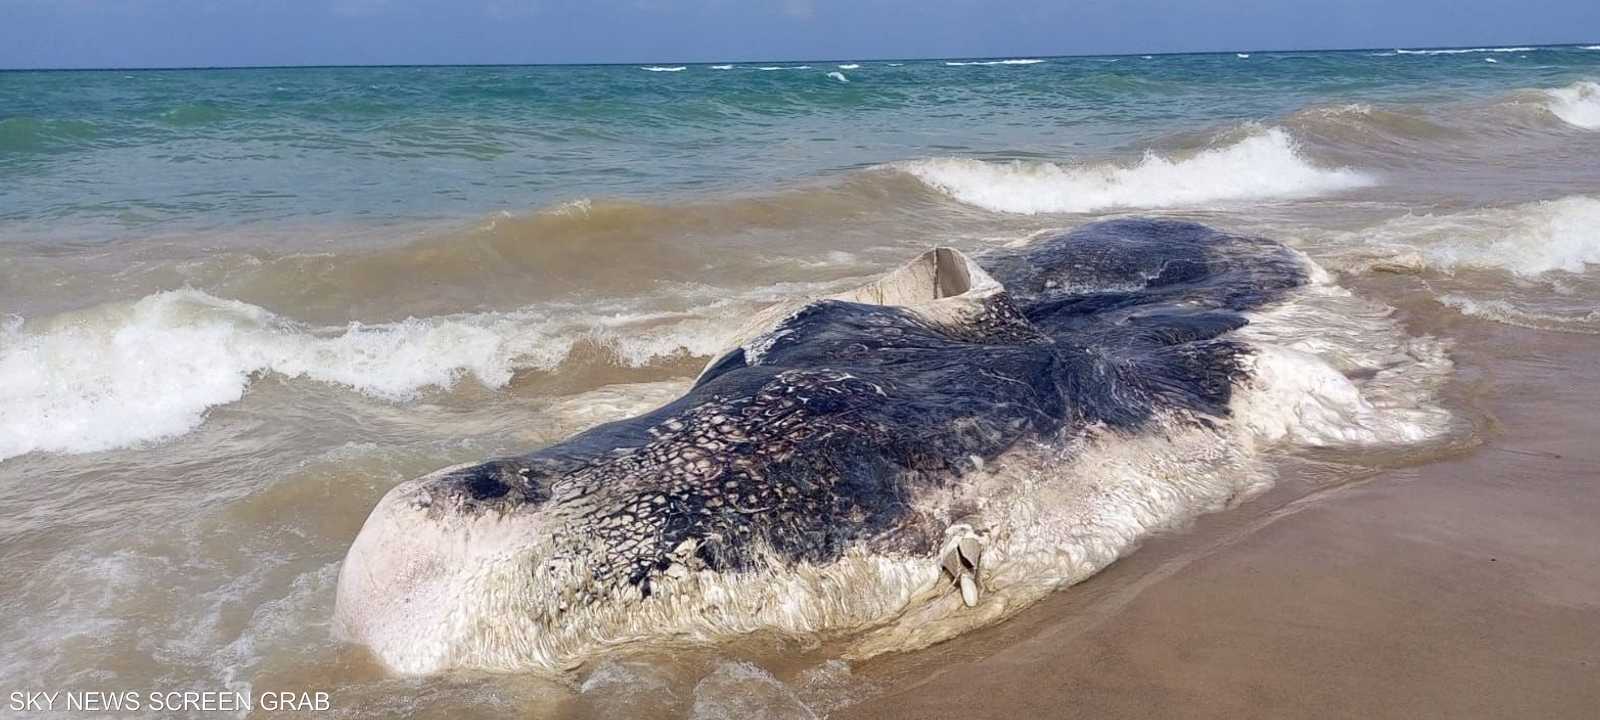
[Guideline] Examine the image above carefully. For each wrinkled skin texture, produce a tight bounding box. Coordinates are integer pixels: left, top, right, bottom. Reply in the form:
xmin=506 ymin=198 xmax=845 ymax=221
xmin=335 ymin=219 xmax=1307 ymax=672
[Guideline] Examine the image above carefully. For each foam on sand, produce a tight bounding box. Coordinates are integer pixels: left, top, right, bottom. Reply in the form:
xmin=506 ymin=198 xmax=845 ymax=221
xmin=900 ymin=128 xmax=1374 ymax=214
xmin=1437 ymin=295 xmax=1600 ymax=334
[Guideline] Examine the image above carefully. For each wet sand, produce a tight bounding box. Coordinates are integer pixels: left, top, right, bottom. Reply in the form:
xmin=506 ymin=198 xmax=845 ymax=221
xmin=842 ymin=289 xmax=1600 ymax=719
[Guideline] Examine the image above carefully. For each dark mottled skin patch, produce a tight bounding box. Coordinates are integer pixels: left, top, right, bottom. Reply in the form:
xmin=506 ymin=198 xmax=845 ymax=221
xmin=411 ymin=219 xmax=1308 ymax=599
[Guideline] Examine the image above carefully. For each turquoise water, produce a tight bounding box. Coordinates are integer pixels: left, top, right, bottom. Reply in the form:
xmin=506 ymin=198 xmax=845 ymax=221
xmin=5 ymin=46 xmax=1600 ymax=238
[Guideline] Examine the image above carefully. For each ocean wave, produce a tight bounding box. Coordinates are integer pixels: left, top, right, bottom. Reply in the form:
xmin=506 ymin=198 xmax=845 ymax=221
xmin=1353 ymin=195 xmax=1600 ymax=277
xmin=640 ymin=66 xmax=686 ymax=72
xmin=191 ymin=189 xmax=896 ymax=323
xmin=1543 ymin=80 xmax=1600 ymax=129
xmin=944 ymin=59 xmax=1044 ymax=66
xmin=157 ymin=103 xmax=232 ymax=125
xmin=827 ymin=72 xmax=849 ymax=83
xmin=710 ymin=64 xmax=734 ymax=70
xmin=758 ymin=65 xmax=812 ymax=71
xmin=0 ymin=116 xmax=101 ymax=154
xmin=1393 ymin=46 xmax=1535 ymax=55
xmin=1437 ymin=295 xmax=1600 ymax=334
xmin=0 ymin=290 xmax=740 ymax=461
xmin=898 ymin=128 xmax=1374 ymax=214
xmin=837 ymin=64 xmax=860 ymax=69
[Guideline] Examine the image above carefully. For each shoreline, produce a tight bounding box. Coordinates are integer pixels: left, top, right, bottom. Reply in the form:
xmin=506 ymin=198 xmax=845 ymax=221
xmin=840 ymin=279 xmax=1600 ymax=718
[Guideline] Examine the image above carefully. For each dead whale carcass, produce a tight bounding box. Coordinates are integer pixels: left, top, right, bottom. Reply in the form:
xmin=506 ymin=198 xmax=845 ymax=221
xmin=334 ymin=219 xmax=1309 ymax=674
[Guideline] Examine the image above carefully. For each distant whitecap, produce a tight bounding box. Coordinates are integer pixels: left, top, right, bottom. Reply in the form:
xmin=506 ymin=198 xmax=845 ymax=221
xmin=944 ymin=58 xmax=1044 ymax=66
xmin=1394 ymin=46 xmax=1534 ymax=55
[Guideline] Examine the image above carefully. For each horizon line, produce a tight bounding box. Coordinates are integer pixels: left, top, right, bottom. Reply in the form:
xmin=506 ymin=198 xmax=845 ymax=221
xmin=2 ymin=40 xmax=1594 ymax=73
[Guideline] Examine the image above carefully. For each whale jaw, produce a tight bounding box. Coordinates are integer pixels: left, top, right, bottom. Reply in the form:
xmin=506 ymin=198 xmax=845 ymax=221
xmin=334 ymin=470 xmax=556 ymax=674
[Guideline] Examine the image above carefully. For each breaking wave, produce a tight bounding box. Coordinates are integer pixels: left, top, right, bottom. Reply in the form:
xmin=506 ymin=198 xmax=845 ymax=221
xmin=1393 ymin=46 xmax=1536 ymax=55
xmin=640 ymin=66 xmax=687 ymax=72
xmin=1438 ymin=295 xmax=1600 ymax=334
xmin=1543 ymin=80 xmax=1600 ymax=129
xmin=944 ymin=59 xmax=1044 ymax=66
xmin=1351 ymin=195 xmax=1600 ymax=277
xmin=0 ymin=290 xmax=743 ymax=461
xmin=899 ymin=128 xmax=1374 ymax=214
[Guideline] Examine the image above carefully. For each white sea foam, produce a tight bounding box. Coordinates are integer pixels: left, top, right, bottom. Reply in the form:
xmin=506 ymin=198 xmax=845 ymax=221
xmin=1583 ymin=46 xmax=1600 ymax=51
xmin=641 ymin=66 xmax=686 ymax=72
xmin=1394 ymin=46 xmax=1535 ymax=55
xmin=1236 ymin=53 xmax=1250 ymax=58
xmin=1437 ymin=295 xmax=1600 ymax=334
xmin=826 ymin=71 xmax=849 ymax=83
xmin=900 ymin=128 xmax=1374 ymax=214
xmin=1484 ymin=57 xmax=1500 ymax=63
xmin=0 ymin=289 xmax=740 ymax=461
xmin=758 ymin=65 xmax=811 ymax=71
xmin=837 ymin=63 xmax=860 ymax=69
xmin=690 ymin=662 xmax=816 ymax=720
xmin=944 ymin=58 xmax=1044 ymax=66
xmin=1543 ymin=80 xmax=1600 ymax=129
xmin=1352 ymin=195 xmax=1600 ymax=276
xmin=1233 ymin=309 xmax=1452 ymax=445
xmin=710 ymin=64 xmax=734 ymax=70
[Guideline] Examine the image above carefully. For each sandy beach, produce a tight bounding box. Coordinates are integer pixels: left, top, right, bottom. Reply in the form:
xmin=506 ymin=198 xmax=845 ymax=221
xmin=843 ymin=281 xmax=1600 ymax=719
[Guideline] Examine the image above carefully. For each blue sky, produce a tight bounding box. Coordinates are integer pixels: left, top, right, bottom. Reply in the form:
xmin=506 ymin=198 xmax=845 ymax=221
xmin=2 ymin=0 xmax=1596 ymax=69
